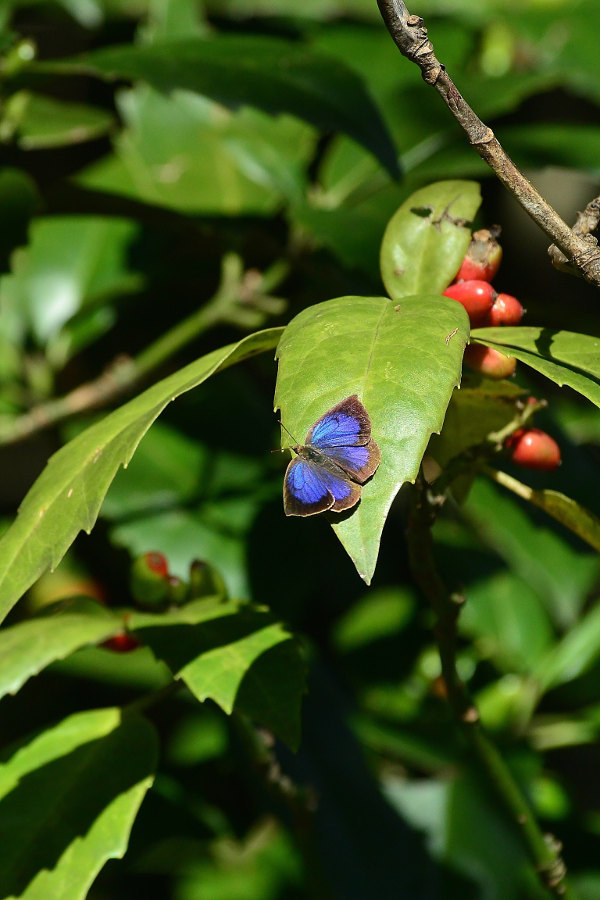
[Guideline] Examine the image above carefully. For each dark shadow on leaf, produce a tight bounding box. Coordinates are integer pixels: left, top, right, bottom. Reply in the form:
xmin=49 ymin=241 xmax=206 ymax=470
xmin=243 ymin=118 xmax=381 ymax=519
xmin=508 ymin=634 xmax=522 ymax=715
xmin=134 ymin=608 xmax=283 ymax=674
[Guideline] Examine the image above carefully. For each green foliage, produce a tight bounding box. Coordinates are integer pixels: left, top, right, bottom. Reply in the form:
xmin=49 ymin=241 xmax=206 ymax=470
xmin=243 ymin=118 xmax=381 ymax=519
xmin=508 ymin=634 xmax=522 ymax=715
xmin=0 ymin=597 xmax=121 ymax=700
xmin=37 ymin=34 xmax=399 ymax=177
xmin=471 ymin=327 xmax=600 ymax=407
xmin=0 ymin=328 xmax=281 ymax=625
xmin=1 ymin=1 xmax=600 ymax=897
xmin=0 ymin=708 xmax=158 ymax=899
xmin=380 ymin=180 xmax=481 ymax=300
xmin=275 ymin=294 xmax=469 ymax=581
xmin=129 ymin=597 xmax=306 ymax=748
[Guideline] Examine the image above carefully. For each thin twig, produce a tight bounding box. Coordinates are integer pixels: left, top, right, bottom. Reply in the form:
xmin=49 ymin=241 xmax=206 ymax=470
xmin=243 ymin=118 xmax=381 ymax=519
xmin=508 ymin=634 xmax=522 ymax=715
xmin=376 ymin=0 xmax=600 ymax=289
xmin=233 ymin=715 xmax=329 ymax=897
xmin=407 ymin=473 xmax=572 ymax=897
xmin=0 ymin=254 xmax=288 ymax=446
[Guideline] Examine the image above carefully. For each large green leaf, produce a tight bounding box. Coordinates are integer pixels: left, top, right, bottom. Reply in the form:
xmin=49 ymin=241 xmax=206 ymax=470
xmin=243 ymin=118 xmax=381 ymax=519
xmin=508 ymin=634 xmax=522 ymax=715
xmin=0 ymin=327 xmax=283 ymax=627
xmin=35 ymin=35 xmax=398 ymax=176
xmin=379 ymin=180 xmax=481 ymax=301
xmin=471 ymin=327 xmax=600 ymax=408
xmin=129 ymin=597 xmax=306 ymax=748
xmin=0 ymin=708 xmax=157 ymax=899
xmin=0 ymin=597 xmax=121 ymax=701
xmin=275 ymin=295 xmax=469 ymax=582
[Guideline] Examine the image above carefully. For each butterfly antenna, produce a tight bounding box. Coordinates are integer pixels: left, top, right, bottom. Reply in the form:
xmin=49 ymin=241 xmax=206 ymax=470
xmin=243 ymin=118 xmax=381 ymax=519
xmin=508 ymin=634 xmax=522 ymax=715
xmin=269 ymin=416 xmax=299 ymax=453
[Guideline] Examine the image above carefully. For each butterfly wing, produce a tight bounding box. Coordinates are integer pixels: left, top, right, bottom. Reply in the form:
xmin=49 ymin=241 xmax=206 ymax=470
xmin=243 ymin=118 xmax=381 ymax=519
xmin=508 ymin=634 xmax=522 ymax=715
xmin=284 ymin=456 xmax=361 ymax=517
xmin=320 ymin=440 xmax=381 ymax=483
xmin=306 ymin=395 xmax=381 ymax=483
xmin=306 ymin=395 xmax=371 ymax=448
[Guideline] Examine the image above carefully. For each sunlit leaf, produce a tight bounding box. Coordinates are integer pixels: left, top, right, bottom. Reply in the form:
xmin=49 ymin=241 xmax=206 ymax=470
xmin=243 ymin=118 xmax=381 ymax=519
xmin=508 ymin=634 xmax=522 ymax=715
xmin=129 ymin=597 xmax=306 ymax=748
xmin=275 ymin=295 xmax=469 ymax=582
xmin=0 ymin=708 xmax=157 ymax=899
xmin=0 ymin=597 xmax=121 ymax=701
xmin=0 ymin=327 xmax=283 ymax=626
xmin=471 ymin=327 xmax=600 ymax=408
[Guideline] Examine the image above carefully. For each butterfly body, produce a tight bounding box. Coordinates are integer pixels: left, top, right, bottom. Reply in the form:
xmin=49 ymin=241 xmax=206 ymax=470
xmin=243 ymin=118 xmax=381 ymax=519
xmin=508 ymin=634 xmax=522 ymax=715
xmin=283 ymin=395 xmax=380 ymax=517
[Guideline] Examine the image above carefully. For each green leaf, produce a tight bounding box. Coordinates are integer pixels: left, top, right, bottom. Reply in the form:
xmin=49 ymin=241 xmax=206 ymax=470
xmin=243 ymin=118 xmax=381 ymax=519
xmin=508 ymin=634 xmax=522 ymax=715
xmin=380 ymin=180 xmax=481 ymax=301
xmin=430 ymin=376 xmax=525 ymax=468
xmin=275 ymin=295 xmax=469 ymax=582
xmin=0 ymin=597 xmax=122 ymax=701
xmin=0 ymin=167 xmax=39 ymax=278
xmin=129 ymin=597 xmax=306 ymax=748
xmin=80 ymin=87 xmax=313 ymax=214
xmin=8 ymin=91 xmax=114 ymax=149
xmin=0 ymin=327 xmax=283 ymax=627
xmin=471 ymin=327 xmax=600 ymax=408
xmin=536 ymin=604 xmax=600 ymax=692
xmin=37 ymin=35 xmax=399 ymax=177
xmin=0 ymin=708 xmax=157 ymax=899
xmin=463 ymin=478 xmax=599 ymax=628
xmin=488 ymin=468 xmax=600 ymax=554
xmin=461 ymin=570 xmax=554 ymax=674
xmin=1 ymin=215 xmax=140 ymax=350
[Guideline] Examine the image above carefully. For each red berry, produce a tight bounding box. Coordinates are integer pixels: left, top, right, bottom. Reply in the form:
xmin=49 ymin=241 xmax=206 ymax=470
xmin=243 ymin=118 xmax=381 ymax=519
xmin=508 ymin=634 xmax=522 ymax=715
xmin=464 ymin=344 xmax=517 ymax=378
xmin=485 ymin=293 xmax=524 ymax=326
xmin=130 ymin=552 xmax=170 ymax=608
xmin=102 ymin=632 xmax=140 ymax=653
xmin=454 ymin=228 xmax=503 ymax=283
xmin=443 ymin=280 xmax=496 ymax=325
xmin=505 ymin=428 xmax=561 ymax=471
xmin=144 ymin=552 xmax=169 ymax=577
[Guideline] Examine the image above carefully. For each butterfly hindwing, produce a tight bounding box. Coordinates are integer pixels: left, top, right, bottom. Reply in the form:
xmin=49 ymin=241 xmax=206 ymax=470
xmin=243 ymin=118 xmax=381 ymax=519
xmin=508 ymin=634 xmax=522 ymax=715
xmin=283 ymin=456 xmax=360 ymax=517
xmin=319 ymin=440 xmax=381 ymax=483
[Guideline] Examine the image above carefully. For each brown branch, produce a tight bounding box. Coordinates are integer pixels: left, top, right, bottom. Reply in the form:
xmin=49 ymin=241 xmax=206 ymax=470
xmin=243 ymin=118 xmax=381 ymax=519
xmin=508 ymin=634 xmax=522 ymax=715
xmin=377 ymin=0 xmax=600 ymax=289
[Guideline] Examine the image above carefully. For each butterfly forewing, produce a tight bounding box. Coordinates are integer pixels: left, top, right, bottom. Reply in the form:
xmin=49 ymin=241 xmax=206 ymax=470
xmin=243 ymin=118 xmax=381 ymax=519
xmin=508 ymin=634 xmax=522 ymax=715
xmin=306 ymin=395 xmax=372 ymax=448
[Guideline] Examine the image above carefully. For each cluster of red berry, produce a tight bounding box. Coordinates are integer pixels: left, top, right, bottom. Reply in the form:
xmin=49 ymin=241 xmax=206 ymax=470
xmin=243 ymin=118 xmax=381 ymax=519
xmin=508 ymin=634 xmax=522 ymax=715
xmin=443 ymin=228 xmax=523 ymax=379
xmin=442 ymin=229 xmax=561 ymax=472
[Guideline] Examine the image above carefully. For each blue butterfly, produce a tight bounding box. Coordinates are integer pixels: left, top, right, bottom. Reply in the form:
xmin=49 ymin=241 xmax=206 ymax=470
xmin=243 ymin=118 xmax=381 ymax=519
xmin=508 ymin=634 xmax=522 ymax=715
xmin=282 ymin=395 xmax=381 ymax=517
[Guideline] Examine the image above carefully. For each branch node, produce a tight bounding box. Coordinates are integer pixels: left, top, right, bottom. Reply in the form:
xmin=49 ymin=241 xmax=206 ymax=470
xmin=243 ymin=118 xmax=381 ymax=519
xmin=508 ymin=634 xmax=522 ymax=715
xmin=470 ymin=126 xmax=495 ymax=147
